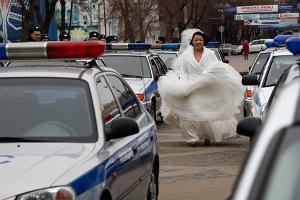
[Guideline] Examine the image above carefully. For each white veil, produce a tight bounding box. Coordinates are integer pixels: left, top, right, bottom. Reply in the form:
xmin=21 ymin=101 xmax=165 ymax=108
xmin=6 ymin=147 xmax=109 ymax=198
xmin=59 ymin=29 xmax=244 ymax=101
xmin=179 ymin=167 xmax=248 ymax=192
xmin=179 ymin=28 xmax=203 ymax=54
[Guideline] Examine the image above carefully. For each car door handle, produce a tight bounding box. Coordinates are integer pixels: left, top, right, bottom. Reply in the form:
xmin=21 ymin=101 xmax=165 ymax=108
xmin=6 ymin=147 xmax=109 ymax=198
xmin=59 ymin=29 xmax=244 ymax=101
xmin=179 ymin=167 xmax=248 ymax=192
xmin=149 ymin=132 xmax=154 ymax=142
xmin=132 ymin=144 xmax=138 ymax=155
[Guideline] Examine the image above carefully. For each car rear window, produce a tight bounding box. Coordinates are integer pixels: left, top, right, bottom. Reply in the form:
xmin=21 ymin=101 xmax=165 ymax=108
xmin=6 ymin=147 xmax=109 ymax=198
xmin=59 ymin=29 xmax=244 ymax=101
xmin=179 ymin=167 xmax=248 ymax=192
xmin=102 ymin=55 xmax=152 ymax=78
xmin=0 ymin=78 xmax=97 ymax=142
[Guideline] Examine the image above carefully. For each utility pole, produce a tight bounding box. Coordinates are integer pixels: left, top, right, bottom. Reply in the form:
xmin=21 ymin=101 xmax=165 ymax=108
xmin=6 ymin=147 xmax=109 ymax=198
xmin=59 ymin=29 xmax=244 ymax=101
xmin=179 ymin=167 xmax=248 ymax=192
xmin=103 ymin=0 xmax=107 ymax=36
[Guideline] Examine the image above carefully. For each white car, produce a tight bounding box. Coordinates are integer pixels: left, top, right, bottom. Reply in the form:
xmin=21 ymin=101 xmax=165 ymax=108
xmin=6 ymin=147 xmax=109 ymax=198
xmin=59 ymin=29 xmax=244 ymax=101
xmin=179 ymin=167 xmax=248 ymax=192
xmin=249 ymin=39 xmax=273 ymax=53
xmin=0 ymin=41 xmax=159 ymax=200
xmin=242 ymin=35 xmax=300 ymax=119
xmin=232 ymin=77 xmax=300 ymax=200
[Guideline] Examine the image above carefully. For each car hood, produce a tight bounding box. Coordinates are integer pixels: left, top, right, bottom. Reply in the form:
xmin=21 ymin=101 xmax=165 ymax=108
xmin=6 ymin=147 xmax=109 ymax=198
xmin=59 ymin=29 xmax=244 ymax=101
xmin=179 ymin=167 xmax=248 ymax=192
xmin=0 ymin=143 xmax=95 ymax=199
xmin=261 ymin=86 xmax=274 ymax=106
xmin=124 ymin=78 xmax=151 ymax=94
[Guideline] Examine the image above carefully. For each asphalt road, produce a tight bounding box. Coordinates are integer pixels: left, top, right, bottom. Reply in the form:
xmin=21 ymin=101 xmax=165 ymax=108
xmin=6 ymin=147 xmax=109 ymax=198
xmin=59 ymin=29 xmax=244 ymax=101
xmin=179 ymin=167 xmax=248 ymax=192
xmin=157 ymin=53 xmax=258 ymax=200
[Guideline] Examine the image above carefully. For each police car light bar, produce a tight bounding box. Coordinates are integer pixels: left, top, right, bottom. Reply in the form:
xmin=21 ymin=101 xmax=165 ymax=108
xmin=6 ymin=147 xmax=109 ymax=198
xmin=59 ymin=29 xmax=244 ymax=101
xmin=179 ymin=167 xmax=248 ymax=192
xmin=206 ymin=42 xmax=220 ymax=48
xmin=265 ymin=41 xmax=279 ymax=48
xmin=273 ymin=35 xmax=299 ymax=45
xmin=106 ymin=43 xmax=181 ymax=50
xmin=106 ymin=43 xmax=152 ymax=50
xmin=286 ymin=37 xmax=300 ymax=54
xmin=0 ymin=41 xmax=106 ymax=60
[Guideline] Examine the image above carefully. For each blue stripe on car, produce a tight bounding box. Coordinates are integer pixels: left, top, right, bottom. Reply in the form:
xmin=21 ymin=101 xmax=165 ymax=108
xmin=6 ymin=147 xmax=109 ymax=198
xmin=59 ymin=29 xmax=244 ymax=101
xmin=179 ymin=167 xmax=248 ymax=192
xmin=145 ymin=81 xmax=157 ymax=95
xmin=69 ymin=126 xmax=155 ymax=196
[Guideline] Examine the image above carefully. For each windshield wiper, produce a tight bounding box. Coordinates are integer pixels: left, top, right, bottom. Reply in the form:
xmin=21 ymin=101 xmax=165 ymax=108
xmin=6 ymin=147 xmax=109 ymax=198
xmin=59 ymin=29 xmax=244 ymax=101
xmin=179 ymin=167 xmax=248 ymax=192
xmin=0 ymin=137 xmax=47 ymax=142
xmin=121 ymin=74 xmax=143 ymax=79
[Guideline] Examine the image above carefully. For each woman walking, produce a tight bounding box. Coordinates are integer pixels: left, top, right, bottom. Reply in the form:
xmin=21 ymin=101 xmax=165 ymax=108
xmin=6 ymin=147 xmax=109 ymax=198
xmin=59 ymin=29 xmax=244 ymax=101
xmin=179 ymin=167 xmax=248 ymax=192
xmin=158 ymin=29 xmax=243 ymax=146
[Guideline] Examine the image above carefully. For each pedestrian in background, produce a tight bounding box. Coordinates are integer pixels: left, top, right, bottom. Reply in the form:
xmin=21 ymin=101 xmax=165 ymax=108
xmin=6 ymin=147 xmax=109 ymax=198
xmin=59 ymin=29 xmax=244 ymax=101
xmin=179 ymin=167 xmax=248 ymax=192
xmin=242 ymin=40 xmax=249 ymax=60
xmin=156 ymin=35 xmax=166 ymax=44
xmin=40 ymin=34 xmax=49 ymax=42
xmin=106 ymin=35 xmax=118 ymax=43
xmin=89 ymin=31 xmax=100 ymax=41
xmin=99 ymin=34 xmax=106 ymax=43
xmin=59 ymin=32 xmax=71 ymax=41
xmin=27 ymin=26 xmax=41 ymax=41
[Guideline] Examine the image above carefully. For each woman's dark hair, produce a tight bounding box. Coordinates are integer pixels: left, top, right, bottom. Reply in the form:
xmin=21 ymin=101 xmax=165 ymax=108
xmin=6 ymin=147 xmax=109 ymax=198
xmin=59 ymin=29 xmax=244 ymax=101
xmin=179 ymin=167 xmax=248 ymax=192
xmin=190 ymin=31 xmax=209 ymax=46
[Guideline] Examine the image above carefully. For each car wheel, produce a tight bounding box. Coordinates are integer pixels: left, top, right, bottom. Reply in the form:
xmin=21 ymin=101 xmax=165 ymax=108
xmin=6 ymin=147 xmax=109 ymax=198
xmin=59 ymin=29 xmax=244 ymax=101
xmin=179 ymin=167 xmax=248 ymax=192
xmin=147 ymin=171 xmax=158 ymax=200
xmin=149 ymin=102 xmax=157 ymax=123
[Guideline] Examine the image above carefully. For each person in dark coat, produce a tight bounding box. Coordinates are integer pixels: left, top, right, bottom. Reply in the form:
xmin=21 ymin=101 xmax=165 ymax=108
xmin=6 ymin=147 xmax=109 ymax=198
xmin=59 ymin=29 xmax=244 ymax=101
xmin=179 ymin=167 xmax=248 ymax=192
xmin=106 ymin=35 xmax=118 ymax=43
xmin=99 ymin=34 xmax=106 ymax=43
xmin=89 ymin=31 xmax=100 ymax=41
xmin=27 ymin=26 xmax=41 ymax=41
xmin=59 ymin=32 xmax=71 ymax=41
xmin=40 ymin=34 xmax=49 ymax=42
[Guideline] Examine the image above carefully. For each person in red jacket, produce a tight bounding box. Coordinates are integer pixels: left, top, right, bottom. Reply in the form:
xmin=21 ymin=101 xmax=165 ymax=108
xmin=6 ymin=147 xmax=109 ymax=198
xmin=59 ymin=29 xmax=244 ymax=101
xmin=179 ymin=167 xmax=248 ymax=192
xmin=243 ymin=40 xmax=249 ymax=60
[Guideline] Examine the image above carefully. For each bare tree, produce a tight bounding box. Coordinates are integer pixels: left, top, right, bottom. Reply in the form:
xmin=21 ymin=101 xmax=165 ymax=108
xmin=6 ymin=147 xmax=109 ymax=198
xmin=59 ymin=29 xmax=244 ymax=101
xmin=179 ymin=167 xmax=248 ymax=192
xmin=108 ymin=0 xmax=159 ymax=42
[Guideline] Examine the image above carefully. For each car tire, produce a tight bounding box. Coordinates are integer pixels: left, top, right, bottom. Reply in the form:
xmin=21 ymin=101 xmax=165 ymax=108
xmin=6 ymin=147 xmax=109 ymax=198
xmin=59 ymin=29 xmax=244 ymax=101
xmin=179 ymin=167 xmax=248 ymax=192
xmin=149 ymin=102 xmax=157 ymax=123
xmin=147 ymin=171 xmax=158 ymax=200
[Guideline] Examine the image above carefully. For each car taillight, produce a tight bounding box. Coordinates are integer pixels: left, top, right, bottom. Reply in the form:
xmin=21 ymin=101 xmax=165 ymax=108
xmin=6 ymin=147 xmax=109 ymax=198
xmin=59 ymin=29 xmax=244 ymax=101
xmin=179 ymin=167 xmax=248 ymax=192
xmin=138 ymin=94 xmax=145 ymax=101
xmin=246 ymin=90 xmax=252 ymax=98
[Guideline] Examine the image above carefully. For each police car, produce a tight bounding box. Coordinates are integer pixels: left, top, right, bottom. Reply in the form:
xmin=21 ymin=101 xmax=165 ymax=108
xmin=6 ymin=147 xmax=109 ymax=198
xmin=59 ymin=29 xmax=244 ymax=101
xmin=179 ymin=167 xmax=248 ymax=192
xmin=241 ymin=35 xmax=300 ymax=118
xmin=99 ymin=43 xmax=169 ymax=123
xmin=232 ymin=77 xmax=300 ymax=200
xmin=0 ymin=42 xmax=159 ymax=200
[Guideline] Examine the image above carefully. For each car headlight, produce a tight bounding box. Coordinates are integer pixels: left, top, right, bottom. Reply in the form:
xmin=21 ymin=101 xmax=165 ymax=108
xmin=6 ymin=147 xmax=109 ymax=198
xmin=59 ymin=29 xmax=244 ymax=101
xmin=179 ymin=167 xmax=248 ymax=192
xmin=16 ymin=186 xmax=75 ymax=200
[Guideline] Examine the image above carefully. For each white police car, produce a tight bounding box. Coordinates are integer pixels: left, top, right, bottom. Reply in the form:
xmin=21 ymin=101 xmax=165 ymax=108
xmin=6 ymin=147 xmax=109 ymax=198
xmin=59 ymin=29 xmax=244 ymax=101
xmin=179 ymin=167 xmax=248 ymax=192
xmin=232 ymin=76 xmax=300 ymax=200
xmin=0 ymin=41 xmax=159 ymax=200
xmin=242 ymin=35 xmax=300 ymax=118
xmin=99 ymin=43 xmax=169 ymax=123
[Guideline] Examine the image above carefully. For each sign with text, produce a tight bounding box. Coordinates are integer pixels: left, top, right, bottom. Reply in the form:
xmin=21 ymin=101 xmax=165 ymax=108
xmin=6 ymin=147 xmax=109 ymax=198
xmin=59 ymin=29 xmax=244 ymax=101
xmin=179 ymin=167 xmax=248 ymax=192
xmin=235 ymin=13 xmax=299 ymax=20
xmin=236 ymin=4 xmax=293 ymax=14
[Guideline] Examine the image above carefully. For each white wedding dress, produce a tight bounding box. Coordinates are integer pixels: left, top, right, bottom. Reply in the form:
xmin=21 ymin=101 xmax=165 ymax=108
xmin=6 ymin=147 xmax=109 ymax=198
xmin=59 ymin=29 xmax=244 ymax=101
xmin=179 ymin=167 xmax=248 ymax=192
xmin=158 ymin=45 xmax=243 ymax=143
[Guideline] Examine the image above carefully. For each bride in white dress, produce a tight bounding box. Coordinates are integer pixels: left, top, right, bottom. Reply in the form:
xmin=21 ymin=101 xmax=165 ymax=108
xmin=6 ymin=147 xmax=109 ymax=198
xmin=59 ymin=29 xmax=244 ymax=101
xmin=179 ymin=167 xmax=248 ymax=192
xmin=157 ymin=29 xmax=243 ymax=146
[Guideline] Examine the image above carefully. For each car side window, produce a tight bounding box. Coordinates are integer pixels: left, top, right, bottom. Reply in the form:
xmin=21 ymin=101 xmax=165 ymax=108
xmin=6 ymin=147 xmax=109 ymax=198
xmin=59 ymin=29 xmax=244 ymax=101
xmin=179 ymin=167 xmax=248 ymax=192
xmin=150 ymin=59 xmax=159 ymax=76
xmin=154 ymin=57 xmax=167 ymax=74
xmin=251 ymin=53 xmax=271 ymax=74
xmin=106 ymin=75 xmax=141 ymax=119
xmin=96 ymin=76 xmax=121 ymax=131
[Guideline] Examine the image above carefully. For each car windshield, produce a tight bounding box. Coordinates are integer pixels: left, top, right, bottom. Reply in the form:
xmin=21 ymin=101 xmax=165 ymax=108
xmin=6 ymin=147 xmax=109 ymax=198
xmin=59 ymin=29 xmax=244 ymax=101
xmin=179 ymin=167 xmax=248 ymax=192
xmin=265 ymin=55 xmax=300 ymax=87
xmin=251 ymin=53 xmax=271 ymax=74
xmin=0 ymin=78 xmax=97 ymax=142
xmin=5 ymin=60 xmax=85 ymax=67
xmin=101 ymin=55 xmax=152 ymax=78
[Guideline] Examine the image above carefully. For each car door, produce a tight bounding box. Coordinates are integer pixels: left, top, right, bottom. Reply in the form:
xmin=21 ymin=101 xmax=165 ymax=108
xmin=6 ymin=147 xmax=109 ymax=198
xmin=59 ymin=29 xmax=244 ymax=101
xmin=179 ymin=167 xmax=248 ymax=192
xmin=105 ymin=74 xmax=153 ymax=199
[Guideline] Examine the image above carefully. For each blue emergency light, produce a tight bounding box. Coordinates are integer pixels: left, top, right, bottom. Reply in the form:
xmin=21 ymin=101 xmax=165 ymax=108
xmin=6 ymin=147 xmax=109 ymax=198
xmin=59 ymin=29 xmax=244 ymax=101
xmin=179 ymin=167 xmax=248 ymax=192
xmin=286 ymin=37 xmax=300 ymax=55
xmin=106 ymin=43 xmax=181 ymax=50
xmin=0 ymin=41 xmax=106 ymax=60
xmin=206 ymin=42 xmax=220 ymax=48
xmin=273 ymin=35 xmax=299 ymax=45
xmin=265 ymin=41 xmax=279 ymax=48
xmin=106 ymin=43 xmax=151 ymax=50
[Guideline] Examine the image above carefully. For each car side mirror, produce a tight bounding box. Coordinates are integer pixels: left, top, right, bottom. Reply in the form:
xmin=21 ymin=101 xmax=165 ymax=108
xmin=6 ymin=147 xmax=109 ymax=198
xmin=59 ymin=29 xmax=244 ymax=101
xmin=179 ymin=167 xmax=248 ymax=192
xmin=223 ymin=60 xmax=229 ymax=63
xmin=106 ymin=117 xmax=139 ymax=140
xmin=236 ymin=117 xmax=262 ymax=138
xmin=242 ymin=74 xmax=259 ymax=85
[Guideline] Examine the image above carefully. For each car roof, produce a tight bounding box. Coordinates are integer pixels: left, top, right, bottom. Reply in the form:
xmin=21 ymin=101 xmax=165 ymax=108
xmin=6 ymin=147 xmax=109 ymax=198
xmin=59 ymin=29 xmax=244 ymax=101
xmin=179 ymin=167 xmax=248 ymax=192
xmin=103 ymin=51 xmax=150 ymax=56
xmin=0 ymin=65 xmax=117 ymax=79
